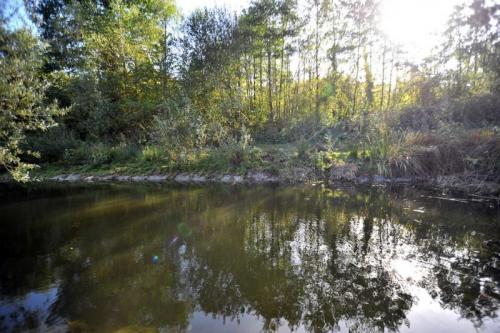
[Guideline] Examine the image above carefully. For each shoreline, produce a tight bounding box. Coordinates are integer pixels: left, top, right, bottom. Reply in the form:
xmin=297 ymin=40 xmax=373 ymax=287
xmin=22 ymin=170 xmax=500 ymax=200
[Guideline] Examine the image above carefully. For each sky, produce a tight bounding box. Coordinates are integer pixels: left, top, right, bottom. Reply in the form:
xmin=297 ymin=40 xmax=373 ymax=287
xmin=3 ymin=0 xmax=36 ymax=31
xmin=379 ymin=0 xmax=464 ymax=62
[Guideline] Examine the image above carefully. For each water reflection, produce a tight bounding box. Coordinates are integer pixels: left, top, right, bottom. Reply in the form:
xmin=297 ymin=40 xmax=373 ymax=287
xmin=0 ymin=184 xmax=499 ymax=332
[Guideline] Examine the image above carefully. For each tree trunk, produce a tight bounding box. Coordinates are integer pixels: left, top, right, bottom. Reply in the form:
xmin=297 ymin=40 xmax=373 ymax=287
xmin=314 ymin=2 xmax=320 ymax=123
xmin=380 ymin=42 xmax=386 ymax=112
xmin=386 ymin=51 xmax=395 ymax=111
xmin=267 ymin=47 xmax=273 ymax=121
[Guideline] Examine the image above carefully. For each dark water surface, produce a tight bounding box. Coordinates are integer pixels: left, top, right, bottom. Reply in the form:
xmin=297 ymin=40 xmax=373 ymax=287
xmin=0 ymin=183 xmax=499 ymax=332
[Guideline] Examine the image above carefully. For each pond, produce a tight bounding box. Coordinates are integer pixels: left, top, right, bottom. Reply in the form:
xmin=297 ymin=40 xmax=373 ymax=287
xmin=0 ymin=183 xmax=499 ymax=332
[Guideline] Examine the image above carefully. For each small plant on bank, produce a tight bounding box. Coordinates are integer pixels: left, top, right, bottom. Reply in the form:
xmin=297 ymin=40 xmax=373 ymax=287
xmin=141 ymin=146 xmax=161 ymax=162
xmin=296 ymin=136 xmax=310 ymax=159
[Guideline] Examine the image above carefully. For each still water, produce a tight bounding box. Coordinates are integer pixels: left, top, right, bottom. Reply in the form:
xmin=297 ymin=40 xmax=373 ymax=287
xmin=0 ymin=183 xmax=499 ymax=332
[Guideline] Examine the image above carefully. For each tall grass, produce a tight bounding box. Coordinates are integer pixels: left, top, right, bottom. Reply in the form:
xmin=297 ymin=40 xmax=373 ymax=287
xmin=358 ymin=103 xmax=500 ymax=184
xmin=374 ymin=130 xmax=499 ymax=183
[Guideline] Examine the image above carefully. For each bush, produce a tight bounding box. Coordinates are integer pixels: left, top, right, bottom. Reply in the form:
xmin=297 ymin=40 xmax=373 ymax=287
xmin=313 ymin=151 xmax=333 ymax=171
xmin=113 ymin=145 xmax=139 ymax=162
xmin=221 ymin=126 xmax=260 ymax=169
xmin=449 ymin=93 xmax=500 ymax=128
xmin=192 ymin=126 xmax=262 ymax=172
xmin=296 ymin=136 xmax=310 ymax=159
xmin=152 ymin=97 xmax=206 ymax=154
xmin=141 ymin=146 xmax=161 ymax=162
xmin=89 ymin=144 xmax=114 ymax=165
xmin=63 ymin=143 xmax=139 ymax=166
xmin=63 ymin=144 xmax=88 ymax=165
xmin=396 ymin=106 xmax=440 ymax=131
xmin=25 ymin=126 xmax=81 ymax=163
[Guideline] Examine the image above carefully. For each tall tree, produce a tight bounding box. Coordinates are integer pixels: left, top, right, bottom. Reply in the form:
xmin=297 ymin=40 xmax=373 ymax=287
xmin=180 ymin=7 xmax=240 ymax=130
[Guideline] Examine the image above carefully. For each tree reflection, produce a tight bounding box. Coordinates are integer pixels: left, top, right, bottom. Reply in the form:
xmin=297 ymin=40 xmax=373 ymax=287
xmin=0 ymin=184 xmax=499 ymax=332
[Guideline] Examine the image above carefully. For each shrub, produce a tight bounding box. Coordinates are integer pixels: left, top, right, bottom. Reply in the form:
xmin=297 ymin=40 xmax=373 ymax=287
xmin=296 ymin=137 xmax=310 ymax=159
xmin=313 ymin=151 xmax=333 ymax=171
xmin=63 ymin=144 xmax=90 ymax=165
xmin=88 ymin=144 xmax=113 ymax=165
xmin=141 ymin=146 xmax=161 ymax=162
xmin=194 ymin=127 xmax=263 ymax=172
xmin=109 ymin=145 xmax=139 ymax=162
xmin=221 ymin=126 xmax=259 ymax=169
xmin=26 ymin=126 xmax=81 ymax=163
xmin=397 ymin=106 xmax=440 ymax=131
xmin=449 ymin=93 xmax=500 ymax=128
xmin=63 ymin=143 xmax=139 ymax=166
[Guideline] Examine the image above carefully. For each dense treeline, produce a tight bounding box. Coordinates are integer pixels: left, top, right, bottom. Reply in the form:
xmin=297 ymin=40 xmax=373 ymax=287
xmin=1 ymin=0 xmax=499 ymax=184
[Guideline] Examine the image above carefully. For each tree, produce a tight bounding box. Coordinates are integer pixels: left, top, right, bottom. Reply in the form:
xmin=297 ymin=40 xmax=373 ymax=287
xmin=0 ymin=22 xmax=63 ymax=180
xmin=239 ymin=0 xmax=300 ymax=125
xmin=82 ymin=0 xmax=176 ymax=139
xmin=179 ymin=7 xmax=240 ymax=134
xmin=440 ymin=0 xmax=500 ymax=97
xmin=307 ymin=0 xmax=328 ymax=124
xmin=25 ymin=0 xmax=86 ymax=73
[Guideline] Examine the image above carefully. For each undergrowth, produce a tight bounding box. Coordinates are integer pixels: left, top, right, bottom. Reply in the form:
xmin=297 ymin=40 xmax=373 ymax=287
xmin=34 ymin=94 xmax=500 ymax=195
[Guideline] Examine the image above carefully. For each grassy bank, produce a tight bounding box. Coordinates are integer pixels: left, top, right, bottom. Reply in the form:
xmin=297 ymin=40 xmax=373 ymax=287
xmin=20 ymin=94 xmax=499 ymax=196
xmin=31 ymin=104 xmax=500 ymax=196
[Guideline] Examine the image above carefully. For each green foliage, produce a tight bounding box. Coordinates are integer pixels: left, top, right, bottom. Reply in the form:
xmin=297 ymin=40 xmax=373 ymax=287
xmin=2 ymin=0 xmax=497 ymax=185
xmin=80 ymin=0 xmax=176 ymax=139
xmin=141 ymin=146 xmax=161 ymax=162
xmin=216 ymin=126 xmax=261 ymax=171
xmin=63 ymin=143 xmax=139 ymax=166
xmin=296 ymin=137 xmax=310 ymax=159
xmin=313 ymin=151 xmax=332 ymax=171
xmin=152 ymin=97 xmax=206 ymax=155
xmin=205 ymin=145 xmax=262 ymax=173
xmin=0 ymin=25 xmax=64 ymax=181
xmin=26 ymin=126 xmax=80 ymax=162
